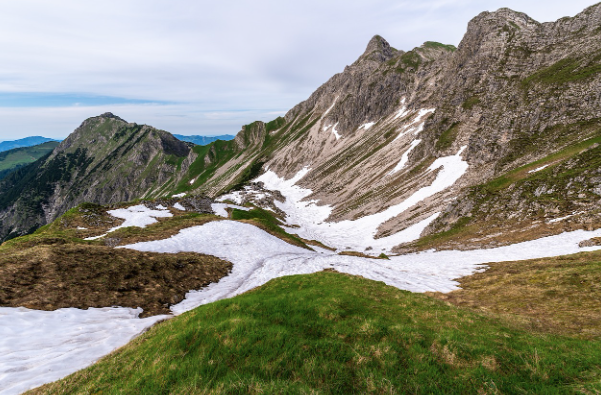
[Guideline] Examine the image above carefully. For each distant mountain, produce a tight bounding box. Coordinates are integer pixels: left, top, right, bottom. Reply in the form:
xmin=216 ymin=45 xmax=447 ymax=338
xmin=0 ymin=141 xmax=60 ymax=180
xmin=0 ymin=113 xmax=194 ymax=241
xmin=173 ymin=134 xmax=235 ymax=146
xmin=0 ymin=136 xmax=60 ymax=153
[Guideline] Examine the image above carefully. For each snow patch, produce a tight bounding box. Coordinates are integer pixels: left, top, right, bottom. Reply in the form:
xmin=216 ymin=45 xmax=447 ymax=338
xmin=256 ymin=146 xmax=468 ymax=252
xmin=322 ymin=97 xmax=338 ymax=117
xmin=84 ymin=205 xmax=173 ymax=240
xmin=528 ymin=164 xmax=549 ymax=173
xmin=393 ymin=108 xmax=435 ymax=141
xmin=173 ymin=203 xmax=186 ymax=211
xmin=172 ymin=192 xmax=186 ymax=198
xmin=0 ymin=307 xmax=166 ymax=395
xmin=211 ymin=203 xmax=250 ymax=218
xmin=359 ymin=122 xmax=376 ymax=130
xmin=331 ymin=122 xmax=341 ymax=140
xmin=189 ymin=178 xmax=197 ymax=185
xmin=389 ymin=139 xmax=421 ymax=175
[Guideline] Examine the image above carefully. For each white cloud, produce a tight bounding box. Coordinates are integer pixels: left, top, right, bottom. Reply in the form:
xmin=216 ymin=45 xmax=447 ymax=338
xmin=0 ymin=0 xmax=596 ymax=139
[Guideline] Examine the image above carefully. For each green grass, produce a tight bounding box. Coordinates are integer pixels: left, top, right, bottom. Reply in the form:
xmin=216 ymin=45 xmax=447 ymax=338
xmin=422 ymin=41 xmax=457 ymax=52
xmin=522 ymin=55 xmax=601 ymax=87
xmin=0 ymin=141 xmax=59 ymax=179
xmin=462 ymin=97 xmax=481 ymax=111
xmin=435 ymin=123 xmax=460 ymax=151
xmin=34 ymin=272 xmax=601 ymax=394
xmin=231 ymin=208 xmax=309 ymax=249
xmin=485 ymin=133 xmax=601 ymax=192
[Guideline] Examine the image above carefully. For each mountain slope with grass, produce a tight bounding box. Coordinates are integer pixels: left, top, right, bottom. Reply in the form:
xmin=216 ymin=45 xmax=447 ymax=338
xmin=31 ymin=272 xmax=601 ymax=394
xmin=0 ymin=141 xmax=59 ymax=180
xmin=0 ymin=113 xmax=198 ymax=241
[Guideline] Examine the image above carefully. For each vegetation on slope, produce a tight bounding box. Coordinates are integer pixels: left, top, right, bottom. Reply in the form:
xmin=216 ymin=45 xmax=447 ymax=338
xmin=231 ymin=207 xmax=309 ymax=249
xmin=32 ymin=271 xmax=601 ymax=394
xmin=0 ymin=141 xmax=59 ymax=180
xmin=410 ymin=128 xmax=601 ymax=251
xmin=432 ymin=250 xmax=601 ymax=338
xmin=0 ymin=202 xmax=232 ymax=316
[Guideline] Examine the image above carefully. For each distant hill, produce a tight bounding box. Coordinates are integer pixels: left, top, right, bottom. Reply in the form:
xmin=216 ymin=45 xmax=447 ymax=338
xmin=0 ymin=136 xmax=60 ymax=153
xmin=173 ymin=134 xmax=234 ymax=146
xmin=0 ymin=141 xmax=60 ymax=180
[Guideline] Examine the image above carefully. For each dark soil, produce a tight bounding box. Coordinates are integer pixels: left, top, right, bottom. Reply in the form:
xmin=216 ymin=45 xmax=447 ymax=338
xmin=0 ymin=243 xmax=232 ymax=317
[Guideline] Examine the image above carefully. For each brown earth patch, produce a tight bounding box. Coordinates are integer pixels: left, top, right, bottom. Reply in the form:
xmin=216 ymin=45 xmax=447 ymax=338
xmin=0 ymin=243 xmax=232 ymax=317
xmin=429 ymin=250 xmax=601 ymax=338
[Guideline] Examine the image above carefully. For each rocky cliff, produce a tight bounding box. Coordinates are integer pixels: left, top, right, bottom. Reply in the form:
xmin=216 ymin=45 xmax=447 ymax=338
xmin=188 ymin=3 xmax=601 ymax=251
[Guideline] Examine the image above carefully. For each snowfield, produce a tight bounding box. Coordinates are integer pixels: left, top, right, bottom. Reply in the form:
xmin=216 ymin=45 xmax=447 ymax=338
xmin=0 ymin=307 xmax=166 ymax=395
xmin=4 ymin=219 xmax=601 ymax=393
xmin=5 ymin=151 xmax=601 ymax=394
xmin=255 ymin=146 xmax=468 ymax=253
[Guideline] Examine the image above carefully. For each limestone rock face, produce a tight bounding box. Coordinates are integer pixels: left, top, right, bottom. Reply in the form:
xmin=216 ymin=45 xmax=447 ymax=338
xmin=190 ymin=3 xmax=601 ymax=250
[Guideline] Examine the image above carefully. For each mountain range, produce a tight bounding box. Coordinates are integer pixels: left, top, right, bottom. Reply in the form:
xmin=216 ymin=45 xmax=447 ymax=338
xmin=3 ymin=3 xmax=601 ymax=393
xmin=0 ymin=136 xmax=59 ymax=153
xmin=2 ymin=3 xmax=600 ymax=249
xmin=173 ymin=134 xmax=235 ymax=145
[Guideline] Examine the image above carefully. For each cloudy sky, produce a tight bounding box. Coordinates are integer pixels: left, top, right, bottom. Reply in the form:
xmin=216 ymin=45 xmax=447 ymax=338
xmin=0 ymin=0 xmax=596 ymax=140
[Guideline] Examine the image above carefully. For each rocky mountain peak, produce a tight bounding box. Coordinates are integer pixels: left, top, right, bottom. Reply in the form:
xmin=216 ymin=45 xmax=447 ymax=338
xmin=99 ymin=112 xmax=127 ymax=122
xmin=358 ymin=35 xmax=397 ymax=63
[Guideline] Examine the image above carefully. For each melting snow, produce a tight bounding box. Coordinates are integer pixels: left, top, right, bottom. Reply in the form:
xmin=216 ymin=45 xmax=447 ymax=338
xmin=172 ymin=192 xmax=186 ymax=198
xmin=256 ymin=146 xmax=468 ymax=253
xmin=393 ymin=108 xmax=435 ymax=141
xmin=393 ymin=98 xmax=409 ymax=120
xmin=118 ymin=221 xmax=601 ymax=315
xmin=84 ymin=205 xmax=172 ymax=240
xmin=7 ymin=193 xmax=601 ymax=392
xmin=173 ymin=203 xmax=186 ymax=211
xmin=548 ymin=212 xmax=583 ymax=223
xmin=528 ymin=164 xmax=549 ymax=173
xmin=359 ymin=122 xmax=376 ymax=130
xmin=211 ymin=203 xmax=250 ymax=218
xmin=0 ymin=307 xmax=166 ymax=395
xmin=189 ymin=178 xmax=197 ymax=185
xmin=389 ymin=139 xmax=422 ymax=175
xmin=331 ymin=122 xmax=341 ymax=140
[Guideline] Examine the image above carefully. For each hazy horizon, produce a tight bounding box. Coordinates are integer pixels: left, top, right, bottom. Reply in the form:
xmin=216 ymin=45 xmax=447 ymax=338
xmin=0 ymin=0 xmax=597 ymax=140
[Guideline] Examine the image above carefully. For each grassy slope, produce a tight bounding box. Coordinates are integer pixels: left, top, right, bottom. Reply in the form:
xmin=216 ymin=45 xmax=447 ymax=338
xmin=0 ymin=141 xmax=59 ymax=179
xmin=432 ymin=250 xmax=601 ymax=338
xmin=410 ymin=130 xmax=601 ymax=251
xmin=0 ymin=203 xmax=233 ymax=316
xmin=33 ymin=272 xmax=601 ymax=394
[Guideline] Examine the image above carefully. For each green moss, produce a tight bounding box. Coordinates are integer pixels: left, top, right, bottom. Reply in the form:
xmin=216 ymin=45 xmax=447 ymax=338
xmin=265 ymin=117 xmax=286 ymax=133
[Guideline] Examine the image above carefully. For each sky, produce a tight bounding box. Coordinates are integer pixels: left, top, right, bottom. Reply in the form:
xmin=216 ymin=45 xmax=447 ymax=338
xmin=0 ymin=0 xmax=597 ymax=140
